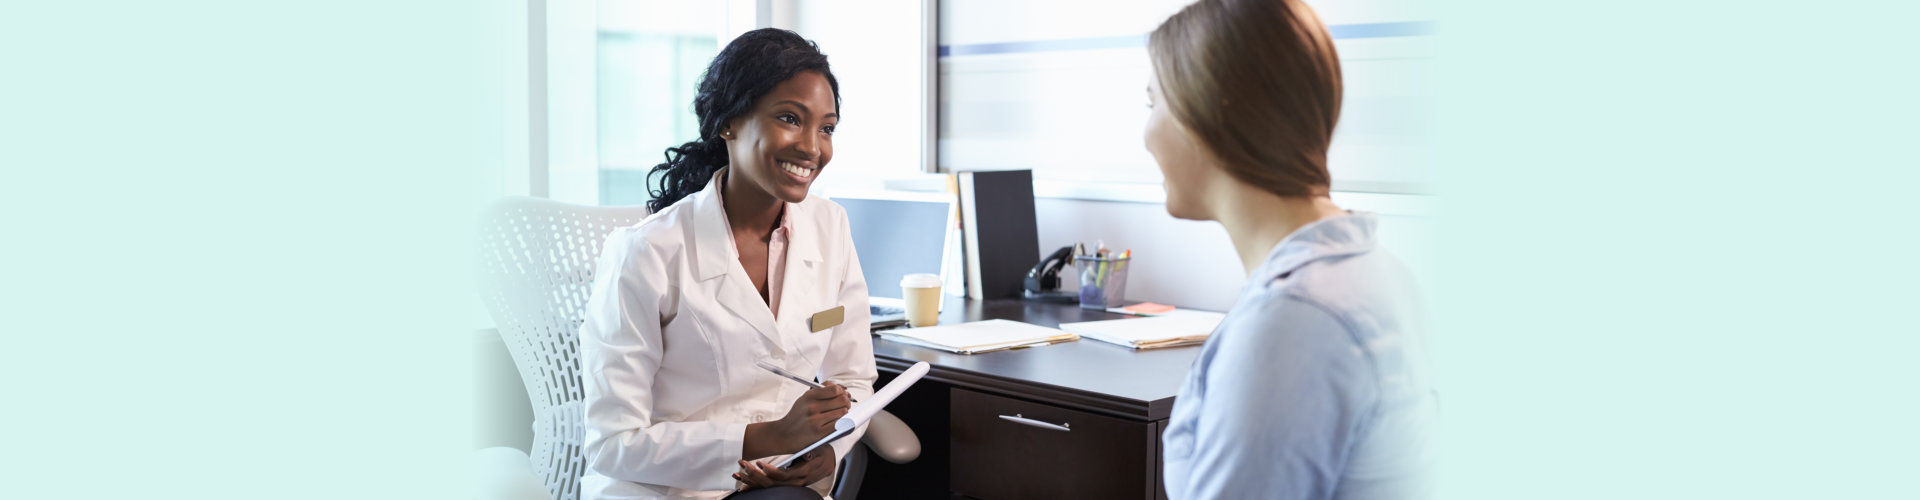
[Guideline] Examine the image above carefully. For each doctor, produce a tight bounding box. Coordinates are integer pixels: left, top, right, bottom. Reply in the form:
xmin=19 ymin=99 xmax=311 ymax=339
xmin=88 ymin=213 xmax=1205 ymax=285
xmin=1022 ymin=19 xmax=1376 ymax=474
xmin=1145 ymin=0 xmax=1435 ymax=499
xmin=579 ymin=28 xmax=874 ymax=500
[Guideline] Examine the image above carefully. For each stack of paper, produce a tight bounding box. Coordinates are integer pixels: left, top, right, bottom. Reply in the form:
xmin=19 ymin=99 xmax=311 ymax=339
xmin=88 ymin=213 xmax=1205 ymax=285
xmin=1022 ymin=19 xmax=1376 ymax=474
xmin=1059 ymin=311 xmax=1227 ymax=350
xmin=880 ymin=319 xmax=1078 ymax=354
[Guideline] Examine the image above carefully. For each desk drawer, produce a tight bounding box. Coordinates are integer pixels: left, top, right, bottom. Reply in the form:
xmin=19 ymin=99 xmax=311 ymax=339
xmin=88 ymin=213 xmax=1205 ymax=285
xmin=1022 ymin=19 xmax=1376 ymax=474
xmin=950 ymin=388 xmax=1158 ymax=499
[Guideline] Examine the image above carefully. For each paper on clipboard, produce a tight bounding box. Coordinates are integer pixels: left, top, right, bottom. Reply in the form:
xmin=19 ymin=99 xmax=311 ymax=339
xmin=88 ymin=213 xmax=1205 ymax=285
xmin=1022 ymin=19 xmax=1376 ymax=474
xmin=775 ymin=361 xmax=930 ymax=468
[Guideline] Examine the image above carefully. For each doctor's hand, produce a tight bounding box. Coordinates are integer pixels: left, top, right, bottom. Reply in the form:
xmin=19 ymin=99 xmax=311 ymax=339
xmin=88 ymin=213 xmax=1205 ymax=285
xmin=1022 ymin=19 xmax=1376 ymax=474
xmin=772 ymin=382 xmax=851 ymax=449
xmin=741 ymin=382 xmax=851 ymax=459
xmin=732 ymin=447 xmax=836 ymax=491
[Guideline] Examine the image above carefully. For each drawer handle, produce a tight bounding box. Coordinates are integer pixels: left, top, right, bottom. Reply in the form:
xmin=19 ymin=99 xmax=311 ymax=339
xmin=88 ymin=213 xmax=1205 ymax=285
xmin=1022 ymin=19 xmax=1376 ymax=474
xmin=998 ymin=413 xmax=1071 ymax=432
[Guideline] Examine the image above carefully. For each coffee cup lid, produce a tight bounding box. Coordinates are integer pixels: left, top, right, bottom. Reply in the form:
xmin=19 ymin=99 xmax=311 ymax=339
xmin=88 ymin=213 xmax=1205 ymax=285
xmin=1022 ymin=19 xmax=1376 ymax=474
xmin=900 ymin=273 xmax=942 ymax=288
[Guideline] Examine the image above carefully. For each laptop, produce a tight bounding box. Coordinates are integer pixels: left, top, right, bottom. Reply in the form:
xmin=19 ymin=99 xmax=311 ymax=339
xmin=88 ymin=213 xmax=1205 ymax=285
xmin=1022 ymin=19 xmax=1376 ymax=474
xmin=831 ymin=191 xmax=957 ymax=330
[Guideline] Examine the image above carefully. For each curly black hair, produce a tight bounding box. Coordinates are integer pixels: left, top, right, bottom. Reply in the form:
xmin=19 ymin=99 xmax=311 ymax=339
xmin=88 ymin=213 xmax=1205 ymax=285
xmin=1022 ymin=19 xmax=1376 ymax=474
xmin=646 ymin=28 xmax=841 ymax=213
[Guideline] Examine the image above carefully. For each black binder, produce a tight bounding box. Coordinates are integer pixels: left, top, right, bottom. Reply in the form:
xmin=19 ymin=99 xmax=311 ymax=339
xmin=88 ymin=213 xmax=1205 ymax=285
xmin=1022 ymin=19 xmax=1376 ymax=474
xmin=956 ymin=169 xmax=1040 ymax=300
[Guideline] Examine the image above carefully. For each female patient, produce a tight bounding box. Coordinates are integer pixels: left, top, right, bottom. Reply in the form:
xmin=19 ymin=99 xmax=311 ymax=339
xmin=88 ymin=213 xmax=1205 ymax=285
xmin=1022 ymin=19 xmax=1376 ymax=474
xmin=579 ymin=28 xmax=875 ymax=500
xmin=1146 ymin=0 xmax=1436 ymax=498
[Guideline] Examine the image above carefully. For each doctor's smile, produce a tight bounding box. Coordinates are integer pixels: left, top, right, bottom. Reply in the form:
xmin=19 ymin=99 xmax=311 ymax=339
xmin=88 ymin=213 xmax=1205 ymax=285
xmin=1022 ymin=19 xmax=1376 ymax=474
xmin=777 ymin=160 xmax=815 ymax=180
xmin=721 ymin=81 xmax=837 ymax=206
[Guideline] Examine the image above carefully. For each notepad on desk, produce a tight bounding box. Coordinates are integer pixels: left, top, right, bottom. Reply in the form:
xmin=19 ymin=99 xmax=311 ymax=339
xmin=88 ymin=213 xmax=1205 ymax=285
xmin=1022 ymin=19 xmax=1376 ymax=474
xmin=879 ymin=319 xmax=1078 ymax=354
xmin=1059 ymin=311 xmax=1227 ymax=350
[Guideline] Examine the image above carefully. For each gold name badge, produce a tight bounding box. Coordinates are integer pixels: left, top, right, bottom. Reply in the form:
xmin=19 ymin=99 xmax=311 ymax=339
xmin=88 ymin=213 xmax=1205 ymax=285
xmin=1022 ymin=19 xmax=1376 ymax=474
xmin=809 ymin=306 xmax=845 ymax=333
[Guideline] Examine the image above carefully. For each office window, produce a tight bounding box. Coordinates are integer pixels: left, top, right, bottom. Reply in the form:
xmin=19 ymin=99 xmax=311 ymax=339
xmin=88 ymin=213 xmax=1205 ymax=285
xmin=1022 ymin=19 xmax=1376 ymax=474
xmin=938 ymin=0 xmax=1435 ymax=195
xmin=591 ymin=0 xmax=720 ymax=206
xmin=539 ymin=1 xmax=933 ymax=203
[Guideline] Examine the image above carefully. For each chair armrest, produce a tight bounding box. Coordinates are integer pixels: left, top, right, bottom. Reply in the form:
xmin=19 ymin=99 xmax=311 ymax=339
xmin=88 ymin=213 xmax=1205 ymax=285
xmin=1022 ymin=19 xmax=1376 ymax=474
xmin=860 ymin=410 xmax=921 ymax=464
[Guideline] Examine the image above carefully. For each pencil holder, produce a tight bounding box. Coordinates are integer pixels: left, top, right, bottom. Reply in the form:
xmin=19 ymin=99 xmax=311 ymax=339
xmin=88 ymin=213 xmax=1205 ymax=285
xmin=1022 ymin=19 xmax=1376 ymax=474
xmin=1074 ymin=255 xmax=1131 ymax=309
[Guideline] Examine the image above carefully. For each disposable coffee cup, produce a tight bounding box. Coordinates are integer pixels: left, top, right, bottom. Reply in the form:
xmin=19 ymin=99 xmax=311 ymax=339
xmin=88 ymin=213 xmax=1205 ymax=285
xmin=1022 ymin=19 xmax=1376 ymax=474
xmin=899 ymin=273 xmax=943 ymax=327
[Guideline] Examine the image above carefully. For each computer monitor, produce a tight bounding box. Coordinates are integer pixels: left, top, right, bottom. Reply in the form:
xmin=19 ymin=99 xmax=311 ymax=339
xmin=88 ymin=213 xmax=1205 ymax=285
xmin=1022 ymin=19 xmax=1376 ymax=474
xmin=831 ymin=191 xmax=955 ymax=325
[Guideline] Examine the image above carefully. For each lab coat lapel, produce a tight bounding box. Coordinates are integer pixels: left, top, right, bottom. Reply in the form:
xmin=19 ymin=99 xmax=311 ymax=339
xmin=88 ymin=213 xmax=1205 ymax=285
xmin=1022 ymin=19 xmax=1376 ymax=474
xmin=715 ymin=272 xmax=784 ymax=352
xmin=689 ymin=183 xmax=785 ymax=352
xmin=776 ymin=202 xmax=825 ymax=323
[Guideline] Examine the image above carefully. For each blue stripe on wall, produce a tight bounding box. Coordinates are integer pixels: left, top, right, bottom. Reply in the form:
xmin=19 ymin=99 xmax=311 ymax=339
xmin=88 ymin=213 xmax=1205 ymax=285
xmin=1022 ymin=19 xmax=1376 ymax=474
xmin=1328 ymin=21 xmax=1435 ymax=39
xmin=938 ymin=21 xmax=1433 ymax=58
xmin=939 ymin=34 xmax=1147 ymax=57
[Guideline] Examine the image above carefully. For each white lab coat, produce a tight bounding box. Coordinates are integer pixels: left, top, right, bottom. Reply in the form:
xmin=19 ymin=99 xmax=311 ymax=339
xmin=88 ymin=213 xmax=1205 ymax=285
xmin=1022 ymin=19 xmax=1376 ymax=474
xmin=579 ymin=172 xmax=876 ymax=500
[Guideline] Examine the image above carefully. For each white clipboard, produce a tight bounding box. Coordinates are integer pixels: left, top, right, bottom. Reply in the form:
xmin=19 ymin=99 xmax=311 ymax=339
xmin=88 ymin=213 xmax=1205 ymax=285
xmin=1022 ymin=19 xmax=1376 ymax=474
xmin=774 ymin=427 xmax=855 ymax=469
xmin=773 ymin=361 xmax=930 ymax=469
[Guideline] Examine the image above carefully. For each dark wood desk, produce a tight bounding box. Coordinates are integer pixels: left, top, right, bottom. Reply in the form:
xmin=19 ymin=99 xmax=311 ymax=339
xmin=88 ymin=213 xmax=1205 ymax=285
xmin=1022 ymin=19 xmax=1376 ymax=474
xmin=859 ymin=296 xmax=1202 ymax=500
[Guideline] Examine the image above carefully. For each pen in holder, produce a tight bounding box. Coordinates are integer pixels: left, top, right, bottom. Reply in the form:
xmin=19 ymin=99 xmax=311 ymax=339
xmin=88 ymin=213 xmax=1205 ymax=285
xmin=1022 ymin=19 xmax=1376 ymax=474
xmin=1075 ymin=254 xmax=1131 ymax=309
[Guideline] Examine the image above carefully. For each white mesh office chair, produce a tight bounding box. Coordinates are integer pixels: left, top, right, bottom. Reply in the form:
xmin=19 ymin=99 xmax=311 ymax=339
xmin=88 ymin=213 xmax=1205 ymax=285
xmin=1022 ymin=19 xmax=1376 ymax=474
xmin=476 ymin=196 xmax=917 ymax=500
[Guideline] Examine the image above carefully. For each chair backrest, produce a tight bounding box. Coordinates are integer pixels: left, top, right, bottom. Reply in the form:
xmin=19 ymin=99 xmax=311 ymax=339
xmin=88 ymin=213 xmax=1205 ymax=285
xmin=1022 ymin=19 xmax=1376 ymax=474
xmin=477 ymin=196 xmax=650 ymax=500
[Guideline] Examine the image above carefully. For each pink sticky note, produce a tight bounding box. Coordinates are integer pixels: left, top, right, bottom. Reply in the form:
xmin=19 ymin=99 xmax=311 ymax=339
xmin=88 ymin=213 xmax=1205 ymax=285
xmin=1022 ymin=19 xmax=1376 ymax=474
xmin=1123 ymin=302 xmax=1176 ymax=314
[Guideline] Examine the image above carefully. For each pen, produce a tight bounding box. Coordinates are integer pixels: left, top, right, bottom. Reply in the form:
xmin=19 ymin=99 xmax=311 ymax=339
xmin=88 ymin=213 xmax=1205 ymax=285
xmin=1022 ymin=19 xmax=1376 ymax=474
xmin=1096 ymin=248 xmax=1112 ymax=286
xmin=754 ymin=360 xmax=859 ymax=403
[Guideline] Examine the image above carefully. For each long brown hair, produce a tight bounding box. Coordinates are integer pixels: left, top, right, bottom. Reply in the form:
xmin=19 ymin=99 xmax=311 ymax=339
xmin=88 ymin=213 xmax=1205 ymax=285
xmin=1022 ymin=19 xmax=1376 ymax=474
xmin=1148 ymin=0 xmax=1342 ymax=197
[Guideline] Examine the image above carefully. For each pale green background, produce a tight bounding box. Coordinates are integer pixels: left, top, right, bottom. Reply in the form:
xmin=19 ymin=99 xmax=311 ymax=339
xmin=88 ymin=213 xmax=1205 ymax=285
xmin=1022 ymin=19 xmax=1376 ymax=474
xmin=1431 ymin=0 xmax=1920 ymax=498
xmin=4 ymin=0 xmax=1916 ymax=499
xmin=3 ymin=1 xmax=509 ymax=498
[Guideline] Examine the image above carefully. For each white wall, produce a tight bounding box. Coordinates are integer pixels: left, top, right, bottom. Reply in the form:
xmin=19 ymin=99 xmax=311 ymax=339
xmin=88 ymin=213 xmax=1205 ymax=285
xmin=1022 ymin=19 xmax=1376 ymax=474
xmin=1034 ymin=194 xmax=1436 ymax=312
xmin=1034 ymin=197 xmax=1243 ymax=310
